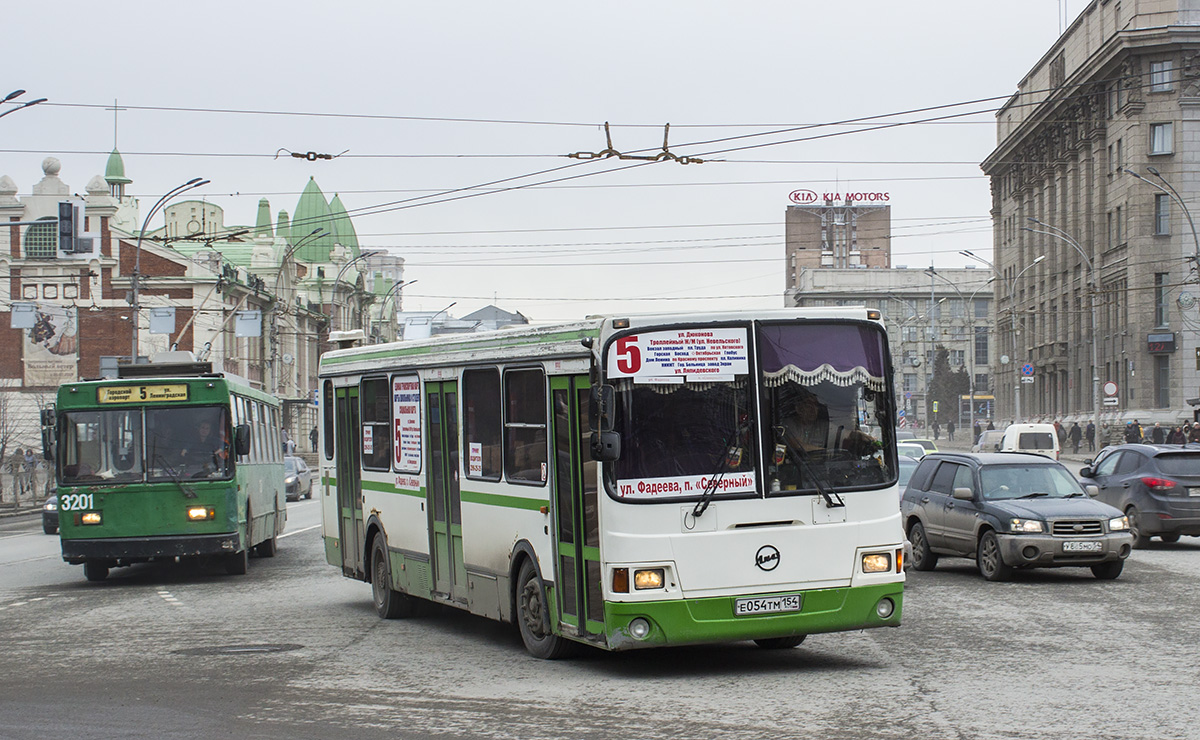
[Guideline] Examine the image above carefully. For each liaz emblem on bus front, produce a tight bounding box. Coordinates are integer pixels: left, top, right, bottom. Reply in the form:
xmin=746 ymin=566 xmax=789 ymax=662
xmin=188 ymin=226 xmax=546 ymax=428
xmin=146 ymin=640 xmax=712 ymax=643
xmin=97 ymin=384 xmax=190 ymax=404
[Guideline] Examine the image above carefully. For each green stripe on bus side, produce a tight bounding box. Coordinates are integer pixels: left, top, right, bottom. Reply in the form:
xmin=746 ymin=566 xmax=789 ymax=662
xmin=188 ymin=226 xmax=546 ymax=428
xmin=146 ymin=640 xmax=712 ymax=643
xmin=328 ymin=477 xmax=546 ymax=512
xmin=319 ymin=328 xmax=598 ymax=367
xmin=360 ymin=478 xmax=424 ymax=498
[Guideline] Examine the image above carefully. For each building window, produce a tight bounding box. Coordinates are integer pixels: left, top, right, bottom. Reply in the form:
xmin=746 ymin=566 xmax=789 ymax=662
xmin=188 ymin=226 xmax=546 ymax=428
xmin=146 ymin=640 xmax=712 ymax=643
xmin=1155 ymin=193 xmax=1171 ymax=235
xmin=974 ymin=326 xmax=989 ymax=366
xmin=1150 ymin=123 xmax=1173 ymax=155
xmin=1155 ymin=273 xmax=1169 ymax=327
xmin=949 ymin=350 xmax=965 ymax=367
xmin=974 ymin=298 xmax=989 ymax=320
xmin=903 ymin=374 xmax=917 ymax=393
xmin=1115 ymin=205 xmax=1123 ymax=243
xmin=974 ymin=373 xmax=989 ymax=393
xmin=1150 ymin=61 xmax=1173 ymax=92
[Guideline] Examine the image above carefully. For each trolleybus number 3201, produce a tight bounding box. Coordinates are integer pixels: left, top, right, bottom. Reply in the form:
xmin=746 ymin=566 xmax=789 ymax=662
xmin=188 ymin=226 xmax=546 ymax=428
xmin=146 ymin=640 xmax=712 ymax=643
xmin=734 ymin=594 xmax=802 ymax=616
xmin=58 ymin=493 xmax=95 ymax=511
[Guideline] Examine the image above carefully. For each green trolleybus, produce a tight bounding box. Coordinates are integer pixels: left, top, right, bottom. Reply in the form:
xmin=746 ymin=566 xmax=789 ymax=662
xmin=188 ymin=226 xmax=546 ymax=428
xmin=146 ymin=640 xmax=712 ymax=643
xmin=318 ymin=308 xmax=904 ymax=657
xmin=51 ymin=354 xmax=287 ymax=581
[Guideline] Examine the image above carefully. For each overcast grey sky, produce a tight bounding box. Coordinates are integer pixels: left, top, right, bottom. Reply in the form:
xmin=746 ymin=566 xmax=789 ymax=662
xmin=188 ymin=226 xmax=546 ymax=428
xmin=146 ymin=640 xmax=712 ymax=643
xmin=3 ymin=1 xmax=1084 ymax=321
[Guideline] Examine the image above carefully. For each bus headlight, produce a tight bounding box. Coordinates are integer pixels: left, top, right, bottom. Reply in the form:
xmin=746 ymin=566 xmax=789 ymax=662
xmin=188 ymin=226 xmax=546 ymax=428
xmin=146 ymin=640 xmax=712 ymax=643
xmin=79 ymin=512 xmax=102 ymax=526
xmin=187 ymin=506 xmax=216 ymax=521
xmin=634 ymin=569 xmax=664 ymax=590
xmin=862 ymin=553 xmax=892 ymax=573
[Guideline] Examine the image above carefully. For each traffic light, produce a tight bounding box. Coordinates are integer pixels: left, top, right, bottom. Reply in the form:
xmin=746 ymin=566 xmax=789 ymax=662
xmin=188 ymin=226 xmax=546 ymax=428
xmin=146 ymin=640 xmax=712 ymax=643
xmin=58 ymin=200 xmax=79 ymax=253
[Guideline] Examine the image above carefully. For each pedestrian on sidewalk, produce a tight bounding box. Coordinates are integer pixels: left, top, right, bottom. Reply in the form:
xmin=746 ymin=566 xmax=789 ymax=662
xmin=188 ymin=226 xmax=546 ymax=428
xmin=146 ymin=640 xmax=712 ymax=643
xmin=1151 ymin=422 xmax=1165 ymax=444
xmin=22 ymin=448 xmax=36 ymax=499
xmin=1085 ymin=421 xmax=1096 ymax=452
xmin=1068 ymin=422 xmax=1082 ymax=454
xmin=1168 ymin=426 xmax=1186 ymax=444
xmin=947 ymin=421 xmax=955 ymax=442
xmin=1190 ymin=423 xmax=1200 ymax=444
xmin=932 ymin=421 xmax=940 ymax=441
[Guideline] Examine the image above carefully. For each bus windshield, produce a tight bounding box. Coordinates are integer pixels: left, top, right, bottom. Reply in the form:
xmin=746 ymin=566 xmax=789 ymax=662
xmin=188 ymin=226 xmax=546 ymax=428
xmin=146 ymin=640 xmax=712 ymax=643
xmin=760 ymin=322 xmax=893 ymax=493
xmin=59 ymin=406 xmax=232 ymax=485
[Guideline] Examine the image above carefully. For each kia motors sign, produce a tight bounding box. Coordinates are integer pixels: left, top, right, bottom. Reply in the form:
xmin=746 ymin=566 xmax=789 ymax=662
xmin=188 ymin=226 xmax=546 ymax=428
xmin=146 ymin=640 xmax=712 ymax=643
xmin=788 ymin=189 xmax=818 ymax=204
xmin=789 ymin=189 xmax=891 ymax=204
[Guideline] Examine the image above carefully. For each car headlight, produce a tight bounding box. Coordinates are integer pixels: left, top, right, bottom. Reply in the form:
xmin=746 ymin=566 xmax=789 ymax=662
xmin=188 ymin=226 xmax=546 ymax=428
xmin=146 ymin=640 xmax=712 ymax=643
xmin=1009 ymin=518 xmax=1044 ymax=533
xmin=43 ymin=501 xmax=57 ymax=512
xmin=1109 ymin=516 xmax=1129 ymax=531
xmin=285 ymin=476 xmax=297 ymax=486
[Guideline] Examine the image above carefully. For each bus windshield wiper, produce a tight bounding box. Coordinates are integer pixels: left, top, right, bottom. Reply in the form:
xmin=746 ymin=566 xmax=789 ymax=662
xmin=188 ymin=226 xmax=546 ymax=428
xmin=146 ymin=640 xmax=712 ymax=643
xmin=775 ymin=426 xmax=845 ymax=509
xmin=692 ymin=415 xmax=753 ymax=518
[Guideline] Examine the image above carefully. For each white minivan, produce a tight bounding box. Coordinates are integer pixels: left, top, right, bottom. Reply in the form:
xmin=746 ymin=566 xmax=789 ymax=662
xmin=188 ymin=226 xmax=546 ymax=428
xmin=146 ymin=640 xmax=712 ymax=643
xmin=998 ymin=423 xmax=1061 ymax=460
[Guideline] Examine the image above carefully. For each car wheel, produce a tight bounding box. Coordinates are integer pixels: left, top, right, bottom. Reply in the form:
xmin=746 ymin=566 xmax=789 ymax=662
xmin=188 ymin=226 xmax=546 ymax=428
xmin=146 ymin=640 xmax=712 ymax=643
xmin=977 ymin=530 xmax=1013 ymax=582
xmin=754 ymin=635 xmax=807 ymax=649
xmin=1159 ymin=533 xmax=1181 ymax=544
xmin=84 ymin=560 xmax=109 ymax=582
xmin=371 ymin=533 xmax=413 ymax=619
xmin=516 ymin=559 xmax=572 ymax=659
xmin=1126 ymin=506 xmax=1151 ymax=548
xmin=43 ymin=523 xmax=57 ymax=535
xmin=1091 ymin=560 xmax=1124 ymax=580
xmin=908 ymin=522 xmax=938 ymax=571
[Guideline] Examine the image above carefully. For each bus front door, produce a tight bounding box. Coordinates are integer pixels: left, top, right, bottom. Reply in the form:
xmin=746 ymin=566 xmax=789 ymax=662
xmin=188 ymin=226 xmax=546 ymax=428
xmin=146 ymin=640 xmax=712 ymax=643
xmin=335 ymin=386 xmax=364 ymax=577
xmin=550 ymin=375 xmax=605 ymax=641
xmin=426 ymin=381 xmax=467 ymax=603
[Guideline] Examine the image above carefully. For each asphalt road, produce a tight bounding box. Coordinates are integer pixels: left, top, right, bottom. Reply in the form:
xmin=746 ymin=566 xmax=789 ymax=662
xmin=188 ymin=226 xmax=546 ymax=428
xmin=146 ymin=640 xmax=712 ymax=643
xmin=2 ymin=498 xmax=1199 ymax=740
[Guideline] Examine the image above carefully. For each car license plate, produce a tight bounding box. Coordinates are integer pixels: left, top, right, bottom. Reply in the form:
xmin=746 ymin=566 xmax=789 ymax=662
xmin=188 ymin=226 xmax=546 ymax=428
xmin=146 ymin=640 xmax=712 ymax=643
xmin=734 ymin=594 xmax=802 ymax=616
xmin=1188 ymin=487 xmax=1200 ymax=497
xmin=1062 ymin=540 xmax=1103 ymax=553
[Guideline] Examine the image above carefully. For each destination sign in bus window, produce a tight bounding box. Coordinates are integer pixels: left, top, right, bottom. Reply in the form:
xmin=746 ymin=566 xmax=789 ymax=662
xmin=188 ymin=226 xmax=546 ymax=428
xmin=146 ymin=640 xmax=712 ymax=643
xmin=98 ymin=384 xmax=190 ymax=404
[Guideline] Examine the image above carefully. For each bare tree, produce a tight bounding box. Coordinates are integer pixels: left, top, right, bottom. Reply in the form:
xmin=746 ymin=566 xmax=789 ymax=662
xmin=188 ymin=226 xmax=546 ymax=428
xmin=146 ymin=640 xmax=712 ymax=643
xmin=0 ymin=393 xmax=21 ymax=505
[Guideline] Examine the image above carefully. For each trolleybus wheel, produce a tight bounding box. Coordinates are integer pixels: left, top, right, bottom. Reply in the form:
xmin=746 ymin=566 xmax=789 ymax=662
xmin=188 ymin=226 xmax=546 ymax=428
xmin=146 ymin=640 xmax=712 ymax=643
xmin=754 ymin=635 xmax=807 ymax=649
xmin=83 ymin=561 xmax=109 ymax=582
xmin=516 ymin=559 xmax=571 ymax=659
xmin=371 ymin=533 xmax=413 ymax=619
xmin=226 ymin=546 xmax=249 ymax=575
xmin=256 ymin=535 xmax=277 ymax=558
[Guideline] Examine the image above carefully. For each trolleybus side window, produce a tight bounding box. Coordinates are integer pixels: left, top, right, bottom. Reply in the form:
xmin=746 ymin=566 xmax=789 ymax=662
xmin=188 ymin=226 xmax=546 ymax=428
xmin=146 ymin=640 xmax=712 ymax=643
xmin=463 ymin=368 xmax=502 ymax=481
xmin=360 ymin=377 xmax=392 ymax=471
xmin=504 ymin=368 xmax=548 ymax=485
xmin=323 ymin=380 xmax=335 ymax=460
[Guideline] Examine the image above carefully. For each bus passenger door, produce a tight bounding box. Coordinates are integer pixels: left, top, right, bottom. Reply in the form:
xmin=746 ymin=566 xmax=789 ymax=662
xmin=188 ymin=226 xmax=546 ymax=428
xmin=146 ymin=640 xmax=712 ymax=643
xmin=426 ymin=381 xmax=467 ymax=602
xmin=335 ymin=386 xmax=364 ymax=577
xmin=550 ymin=375 xmax=605 ymax=640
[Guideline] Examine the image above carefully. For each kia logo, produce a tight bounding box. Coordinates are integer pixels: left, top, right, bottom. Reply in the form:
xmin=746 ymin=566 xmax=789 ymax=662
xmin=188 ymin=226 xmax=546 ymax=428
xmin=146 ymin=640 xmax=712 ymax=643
xmin=755 ymin=545 xmax=780 ymax=571
xmin=788 ymin=189 xmax=818 ymax=204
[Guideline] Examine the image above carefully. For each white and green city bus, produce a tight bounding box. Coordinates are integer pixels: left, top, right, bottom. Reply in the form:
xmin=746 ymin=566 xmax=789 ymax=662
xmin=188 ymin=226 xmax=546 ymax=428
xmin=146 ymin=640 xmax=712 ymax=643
xmin=318 ymin=308 xmax=905 ymax=657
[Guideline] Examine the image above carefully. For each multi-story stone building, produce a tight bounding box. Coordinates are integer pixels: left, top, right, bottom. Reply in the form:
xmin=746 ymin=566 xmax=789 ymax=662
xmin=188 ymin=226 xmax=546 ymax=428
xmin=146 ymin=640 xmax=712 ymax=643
xmin=982 ymin=0 xmax=1200 ymax=438
xmin=785 ymin=198 xmax=892 ymax=288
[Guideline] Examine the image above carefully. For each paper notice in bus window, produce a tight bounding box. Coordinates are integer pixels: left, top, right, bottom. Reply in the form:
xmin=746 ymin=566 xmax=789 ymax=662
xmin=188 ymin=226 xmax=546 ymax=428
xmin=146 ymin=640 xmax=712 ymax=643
xmin=607 ymin=328 xmax=749 ymax=381
xmin=469 ymin=443 xmax=483 ymax=477
xmin=615 ymin=471 xmax=757 ymax=499
xmin=362 ymin=426 xmax=373 ymax=456
xmin=392 ymin=375 xmax=421 ymax=473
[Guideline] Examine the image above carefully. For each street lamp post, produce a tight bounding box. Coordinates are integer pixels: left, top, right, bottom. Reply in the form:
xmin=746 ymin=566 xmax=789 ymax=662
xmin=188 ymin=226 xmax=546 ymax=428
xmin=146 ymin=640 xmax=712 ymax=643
xmin=1025 ymin=219 xmax=1101 ymax=449
xmin=376 ymin=279 xmax=417 ymax=342
xmin=0 ymin=90 xmax=47 ymax=120
xmin=888 ymin=295 xmax=944 ymax=430
xmin=962 ymin=250 xmax=1045 ymax=424
xmin=330 ymin=250 xmax=383 ymax=332
xmin=925 ymin=268 xmax=995 ymax=441
xmin=268 ymin=228 xmax=325 ymax=394
xmin=130 ymin=178 xmax=209 ymax=362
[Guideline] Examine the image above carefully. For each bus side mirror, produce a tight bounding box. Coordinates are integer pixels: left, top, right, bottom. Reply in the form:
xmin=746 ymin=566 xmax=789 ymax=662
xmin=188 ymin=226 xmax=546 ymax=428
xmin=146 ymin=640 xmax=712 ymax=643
xmin=591 ymin=431 xmax=621 ymax=461
xmin=589 ymin=384 xmax=615 ymax=432
xmin=236 ymin=424 xmax=252 ymax=457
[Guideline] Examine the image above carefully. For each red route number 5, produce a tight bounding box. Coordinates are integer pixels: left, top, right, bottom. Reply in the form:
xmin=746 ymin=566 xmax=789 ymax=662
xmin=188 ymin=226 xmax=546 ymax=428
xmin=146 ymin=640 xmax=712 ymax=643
xmin=615 ymin=336 xmax=642 ymax=375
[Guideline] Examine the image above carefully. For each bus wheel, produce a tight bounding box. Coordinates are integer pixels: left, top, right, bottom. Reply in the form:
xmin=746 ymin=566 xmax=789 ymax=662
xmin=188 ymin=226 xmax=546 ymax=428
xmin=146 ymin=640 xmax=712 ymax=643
xmin=83 ymin=561 xmax=108 ymax=582
xmin=754 ymin=635 xmax=807 ymax=649
xmin=256 ymin=536 xmax=277 ymax=558
xmin=371 ymin=534 xmax=412 ymax=619
xmin=516 ymin=559 xmax=571 ymax=659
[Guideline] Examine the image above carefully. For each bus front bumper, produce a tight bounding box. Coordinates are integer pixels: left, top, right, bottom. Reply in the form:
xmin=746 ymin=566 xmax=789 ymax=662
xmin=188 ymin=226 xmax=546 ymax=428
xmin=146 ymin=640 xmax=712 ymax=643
xmin=604 ymin=582 xmax=903 ymax=651
xmin=61 ymin=533 xmax=241 ymax=564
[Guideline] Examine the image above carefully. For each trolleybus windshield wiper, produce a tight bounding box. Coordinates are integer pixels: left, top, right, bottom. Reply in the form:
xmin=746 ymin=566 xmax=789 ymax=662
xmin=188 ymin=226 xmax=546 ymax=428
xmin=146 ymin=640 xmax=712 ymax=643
xmin=152 ymin=450 xmax=198 ymax=499
xmin=692 ymin=415 xmax=753 ymax=518
xmin=775 ymin=426 xmax=845 ymax=509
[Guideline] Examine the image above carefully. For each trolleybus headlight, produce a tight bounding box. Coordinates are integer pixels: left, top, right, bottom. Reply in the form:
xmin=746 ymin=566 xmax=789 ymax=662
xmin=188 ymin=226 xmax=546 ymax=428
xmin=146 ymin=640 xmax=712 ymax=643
xmin=861 ymin=553 xmax=892 ymax=573
xmin=1109 ymin=516 xmax=1129 ymax=531
xmin=634 ymin=568 xmax=664 ymax=590
xmin=628 ymin=618 xmax=651 ymax=640
xmin=875 ymin=598 xmax=895 ymax=619
xmin=79 ymin=512 xmax=102 ymax=526
xmin=187 ymin=506 xmax=216 ymax=521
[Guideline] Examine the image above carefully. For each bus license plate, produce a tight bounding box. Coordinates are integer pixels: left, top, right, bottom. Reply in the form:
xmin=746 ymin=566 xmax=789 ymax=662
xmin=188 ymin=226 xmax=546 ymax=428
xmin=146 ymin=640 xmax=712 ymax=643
xmin=734 ymin=594 xmax=802 ymax=616
xmin=1062 ymin=540 xmax=1103 ymax=553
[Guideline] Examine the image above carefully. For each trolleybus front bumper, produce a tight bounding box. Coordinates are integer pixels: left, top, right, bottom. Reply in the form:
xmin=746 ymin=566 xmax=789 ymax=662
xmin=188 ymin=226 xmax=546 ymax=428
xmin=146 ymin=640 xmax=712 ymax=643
xmin=61 ymin=533 xmax=241 ymax=564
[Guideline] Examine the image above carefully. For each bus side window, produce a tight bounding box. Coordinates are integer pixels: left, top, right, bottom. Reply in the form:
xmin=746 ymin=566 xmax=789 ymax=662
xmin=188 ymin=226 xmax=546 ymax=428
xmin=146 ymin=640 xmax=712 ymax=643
xmin=463 ymin=368 xmax=502 ymax=480
xmin=360 ymin=377 xmax=392 ymax=471
xmin=323 ymin=380 xmax=335 ymax=460
xmin=504 ymin=368 xmax=547 ymax=485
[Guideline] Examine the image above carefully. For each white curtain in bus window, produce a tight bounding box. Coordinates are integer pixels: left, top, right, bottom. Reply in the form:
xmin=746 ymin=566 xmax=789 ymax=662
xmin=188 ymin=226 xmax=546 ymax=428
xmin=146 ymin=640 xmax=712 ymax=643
xmin=504 ymin=368 xmax=547 ymax=484
xmin=360 ymin=378 xmax=392 ymax=471
xmin=392 ymin=374 xmax=422 ymax=473
xmin=463 ymin=368 xmax=501 ymax=480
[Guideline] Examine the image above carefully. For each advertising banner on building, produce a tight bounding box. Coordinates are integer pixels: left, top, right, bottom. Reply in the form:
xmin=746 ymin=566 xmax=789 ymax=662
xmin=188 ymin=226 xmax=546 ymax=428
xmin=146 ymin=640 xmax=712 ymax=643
xmin=23 ymin=303 xmax=78 ymax=386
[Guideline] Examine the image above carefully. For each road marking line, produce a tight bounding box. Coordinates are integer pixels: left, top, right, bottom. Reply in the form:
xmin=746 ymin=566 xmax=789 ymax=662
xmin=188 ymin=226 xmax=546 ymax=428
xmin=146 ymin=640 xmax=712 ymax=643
xmin=156 ymin=589 xmax=182 ymax=606
xmin=280 ymin=524 xmax=321 ymax=539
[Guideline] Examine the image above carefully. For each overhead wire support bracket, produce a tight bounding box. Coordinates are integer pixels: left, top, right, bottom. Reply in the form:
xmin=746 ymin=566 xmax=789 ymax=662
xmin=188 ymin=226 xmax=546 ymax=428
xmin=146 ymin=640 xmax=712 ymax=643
xmin=566 ymin=122 xmax=705 ymax=165
xmin=275 ymin=148 xmax=349 ymax=161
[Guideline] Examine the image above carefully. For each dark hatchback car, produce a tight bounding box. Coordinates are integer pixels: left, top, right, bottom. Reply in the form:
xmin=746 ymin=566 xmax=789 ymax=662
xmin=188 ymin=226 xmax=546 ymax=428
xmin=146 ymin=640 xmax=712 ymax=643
xmin=901 ymin=452 xmax=1132 ymax=581
xmin=42 ymin=493 xmax=58 ymax=535
xmin=1080 ymin=444 xmax=1200 ymax=547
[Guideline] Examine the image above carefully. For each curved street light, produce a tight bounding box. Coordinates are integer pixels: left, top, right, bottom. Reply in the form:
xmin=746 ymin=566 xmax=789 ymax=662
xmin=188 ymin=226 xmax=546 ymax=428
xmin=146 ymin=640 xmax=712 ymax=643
xmin=1124 ymin=167 xmax=1200 ymax=278
xmin=130 ymin=177 xmax=209 ymax=360
xmin=0 ymin=90 xmax=47 ymax=120
xmin=961 ymin=250 xmax=1045 ymax=423
xmin=1025 ymin=218 xmax=1102 ymax=447
xmin=330 ymin=250 xmax=383 ymax=332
